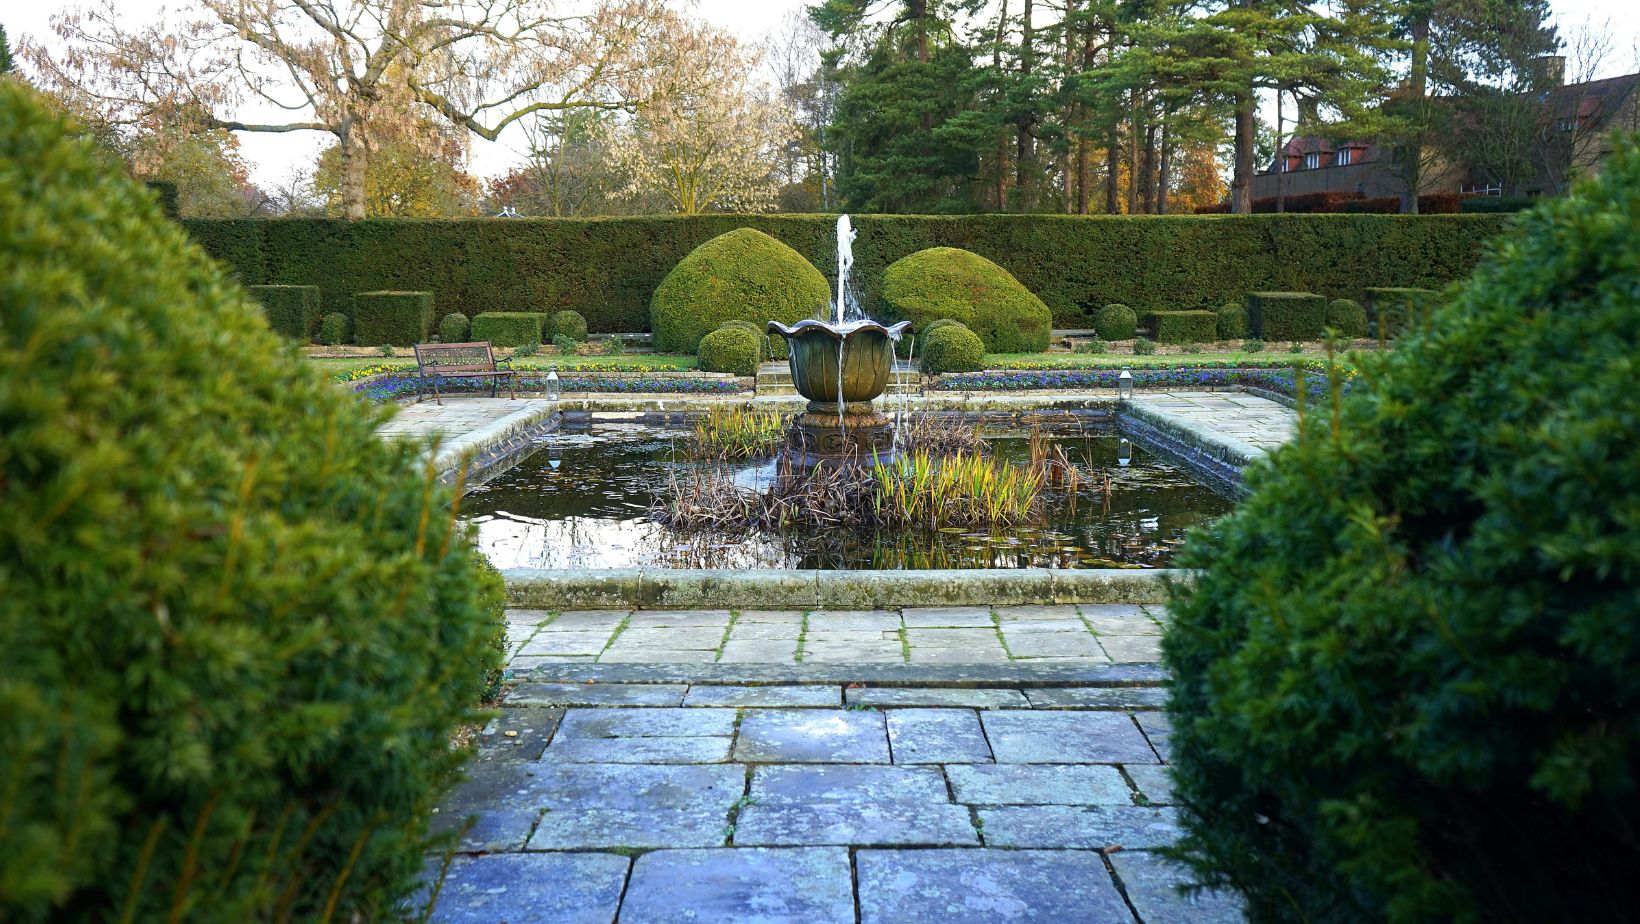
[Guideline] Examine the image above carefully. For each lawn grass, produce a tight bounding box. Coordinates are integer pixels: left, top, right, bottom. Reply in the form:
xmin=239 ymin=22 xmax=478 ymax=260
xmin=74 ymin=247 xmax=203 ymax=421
xmin=308 ymin=352 xmax=699 ymax=381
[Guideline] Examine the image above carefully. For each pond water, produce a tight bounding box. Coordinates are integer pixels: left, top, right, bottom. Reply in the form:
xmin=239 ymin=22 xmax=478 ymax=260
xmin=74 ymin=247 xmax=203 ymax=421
xmin=462 ymin=420 xmax=1234 ymax=570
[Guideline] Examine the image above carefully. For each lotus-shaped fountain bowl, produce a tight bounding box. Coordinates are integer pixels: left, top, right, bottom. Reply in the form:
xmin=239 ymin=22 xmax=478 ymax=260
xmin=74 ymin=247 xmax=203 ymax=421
xmin=768 ymin=319 xmax=912 ymax=406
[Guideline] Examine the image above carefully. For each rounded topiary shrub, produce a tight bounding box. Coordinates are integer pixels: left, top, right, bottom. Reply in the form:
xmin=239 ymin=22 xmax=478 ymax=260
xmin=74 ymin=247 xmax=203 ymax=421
xmin=718 ymin=319 xmax=773 ymax=361
xmin=919 ymin=322 xmax=986 ymax=375
xmin=438 ymin=311 xmax=471 ymax=342
xmin=697 ymin=325 xmax=760 ymax=377
xmin=1096 ymin=303 xmax=1139 ymax=341
xmin=318 ymin=311 xmax=352 ymax=345
xmin=651 ymin=228 xmax=830 ymax=353
xmin=0 ymin=83 xmax=501 ymax=922
xmin=1215 ymin=302 xmax=1249 ymax=340
xmin=1326 ymin=297 xmax=1368 ymax=338
xmin=881 ymin=248 xmax=1052 ymax=353
xmin=914 ymin=318 xmax=963 ymax=355
xmin=549 ymin=309 xmax=588 ymax=343
xmin=1164 ymin=141 xmax=1640 ymax=923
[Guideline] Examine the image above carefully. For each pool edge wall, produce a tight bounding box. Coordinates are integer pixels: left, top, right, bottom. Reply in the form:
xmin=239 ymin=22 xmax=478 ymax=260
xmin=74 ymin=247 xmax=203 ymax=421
xmin=501 ymin=567 xmax=1182 ymax=609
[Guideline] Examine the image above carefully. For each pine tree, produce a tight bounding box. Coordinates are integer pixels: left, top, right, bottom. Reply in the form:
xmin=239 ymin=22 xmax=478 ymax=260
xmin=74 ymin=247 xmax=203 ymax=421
xmin=0 ymin=25 xmax=14 ymax=75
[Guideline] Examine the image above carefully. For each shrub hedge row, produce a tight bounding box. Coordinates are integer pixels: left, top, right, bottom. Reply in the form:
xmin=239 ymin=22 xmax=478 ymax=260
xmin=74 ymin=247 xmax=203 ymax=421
xmin=246 ymin=284 xmax=321 ymax=340
xmin=1364 ymin=286 xmax=1440 ymax=338
xmin=1151 ymin=310 xmax=1218 ymax=343
xmin=471 ymin=311 xmax=546 ymax=347
xmin=1248 ymin=291 xmax=1327 ymax=340
xmin=178 ymin=214 xmax=1507 ymax=331
xmin=353 ymin=290 xmax=432 ymax=346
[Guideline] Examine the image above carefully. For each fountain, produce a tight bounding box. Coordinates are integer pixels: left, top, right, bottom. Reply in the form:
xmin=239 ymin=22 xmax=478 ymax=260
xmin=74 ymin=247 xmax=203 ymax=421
xmin=767 ymin=216 xmax=912 ymax=469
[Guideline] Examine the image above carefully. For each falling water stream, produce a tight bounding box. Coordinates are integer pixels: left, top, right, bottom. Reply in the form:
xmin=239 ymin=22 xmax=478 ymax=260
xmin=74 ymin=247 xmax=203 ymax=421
xmin=830 ymin=214 xmax=907 ymax=449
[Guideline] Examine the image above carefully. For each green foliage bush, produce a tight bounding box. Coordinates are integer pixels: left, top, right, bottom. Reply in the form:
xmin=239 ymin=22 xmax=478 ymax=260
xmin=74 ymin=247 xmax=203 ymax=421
xmin=1132 ymin=337 xmax=1156 ymax=355
xmin=0 ymin=83 xmax=498 ymax=922
xmin=1326 ymin=298 xmax=1368 ymax=337
xmin=1150 ymin=310 xmax=1218 ymax=344
xmin=180 ymin=215 xmax=1507 ymax=333
xmin=1215 ymin=302 xmax=1249 ymax=339
xmin=353 ymin=290 xmax=433 ymax=346
xmin=602 ymin=335 xmax=625 ymax=355
xmin=471 ymin=311 xmax=546 ymax=348
xmin=1076 ymin=339 xmax=1106 ymax=354
xmin=1243 ymin=338 xmax=1264 ymax=352
xmin=1164 ymin=140 xmax=1640 ymax=924
xmin=914 ymin=318 xmax=963 ymax=354
xmin=1247 ymin=291 xmax=1326 ymax=340
xmin=718 ymin=319 xmax=772 ymax=360
xmin=919 ymin=322 xmax=987 ymax=374
xmin=1364 ymin=286 xmax=1439 ymax=338
xmin=1460 ymin=196 xmax=1536 ymax=213
xmin=1095 ymin=303 xmax=1138 ymax=341
xmin=318 ymin=311 xmax=352 ymax=345
xmin=651 ymin=228 xmax=830 ymax=352
xmin=697 ymin=325 xmax=760 ymax=377
xmin=549 ymin=334 xmax=578 ymax=355
xmin=438 ymin=311 xmax=471 ymax=342
xmin=246 ymin=284 xmax=321 ymax=340
xmin=881 ymin=247 xmax=1052 ymax=352
xmin=548 ymin=309 xmax=588 ymax=343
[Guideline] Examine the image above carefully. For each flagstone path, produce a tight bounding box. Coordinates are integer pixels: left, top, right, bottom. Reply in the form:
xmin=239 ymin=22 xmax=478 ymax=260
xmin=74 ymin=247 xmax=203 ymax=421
xmin=411 ymin=605 xmax=1246 ymax=923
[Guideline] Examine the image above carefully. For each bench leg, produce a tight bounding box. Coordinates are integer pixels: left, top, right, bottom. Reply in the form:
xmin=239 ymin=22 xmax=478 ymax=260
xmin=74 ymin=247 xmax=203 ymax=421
xmin=432 ymin=376 xmax=443 ymax=406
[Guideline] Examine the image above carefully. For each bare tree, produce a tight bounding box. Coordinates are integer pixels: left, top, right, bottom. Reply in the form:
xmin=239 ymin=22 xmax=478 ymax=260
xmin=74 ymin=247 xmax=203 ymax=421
xmin=25 ymin=0 xmax=679 ymax=218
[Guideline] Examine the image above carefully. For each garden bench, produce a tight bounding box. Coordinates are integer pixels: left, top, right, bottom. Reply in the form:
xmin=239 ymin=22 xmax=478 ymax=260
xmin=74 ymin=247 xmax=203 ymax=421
xmin=413 ymin=341 xmax=517 ymax=404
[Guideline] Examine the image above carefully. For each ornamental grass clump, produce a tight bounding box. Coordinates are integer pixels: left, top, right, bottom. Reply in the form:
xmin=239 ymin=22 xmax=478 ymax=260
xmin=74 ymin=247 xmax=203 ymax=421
xmin=689 ymin=405 xmax=787 ymax=459
xmin=1164 ymin=138 xmax=1640 ymax=923
xmin=0 ymin=83 xmax=501 ymax=922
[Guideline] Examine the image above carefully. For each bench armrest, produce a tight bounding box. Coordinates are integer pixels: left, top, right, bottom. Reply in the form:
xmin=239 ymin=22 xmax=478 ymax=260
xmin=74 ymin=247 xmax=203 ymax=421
xmin=494 ymin=358 xmax=515 ymax=370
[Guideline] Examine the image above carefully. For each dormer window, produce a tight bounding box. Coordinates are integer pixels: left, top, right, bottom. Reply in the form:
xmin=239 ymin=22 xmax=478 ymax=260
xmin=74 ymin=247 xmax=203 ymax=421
xmin=1303 ymin=152 xmax=1321 ymax=169
xmin=1335 ymin=149 xmax=1353 ymax=166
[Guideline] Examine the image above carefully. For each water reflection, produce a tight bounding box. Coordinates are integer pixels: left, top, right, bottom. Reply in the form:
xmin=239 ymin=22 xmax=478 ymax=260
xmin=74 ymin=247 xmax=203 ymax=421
xmin=461 ymin=421 xmax=1233 ymax=570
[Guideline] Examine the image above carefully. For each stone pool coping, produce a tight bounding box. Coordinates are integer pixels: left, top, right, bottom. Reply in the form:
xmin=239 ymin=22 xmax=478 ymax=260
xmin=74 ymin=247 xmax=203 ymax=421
xmin=504 ymin=661 xmax=1169 ymax=686
xmin=501 ymin=567 xmax=1179 ymax=609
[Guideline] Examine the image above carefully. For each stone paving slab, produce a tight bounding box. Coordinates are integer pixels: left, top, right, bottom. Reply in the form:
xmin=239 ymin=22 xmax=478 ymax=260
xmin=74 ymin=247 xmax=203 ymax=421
xmin=887 ymin=709 xmax=994 ymax=764
xmin=1023 ymin=686 xmax=1169 ymax=710
xmin=1135 ymin=712 xmax=1173 ymax=761
xmin=856 ymin=849 xmax=1132 ymax=924
xmin=543 ymin=736 xmax=731 ymax=764
xmin=733 ymin=710 xmax=890 ymax=763
xmin=733 ymin=801 xmax=980 ymax=847
xmin=946 ymin=764 xmax=1133 ymax=806
xmin=981 ymin=711 xmax=1161 ymax=764
xmin=978 ymin=805 xmax=1181 ymax=849
xmin=528 ymin=806 xmax=732 ymax=850
xmin=1109 ymin=849 xmax=1247 ymax=923
xmin=900 ymin=606 xmax=995 ymax=627
xmin=1124 ymin=764 xmax=1177 ymax=805
xmin=620 ymin=848 xmax=855 ymax=924
xmin=508 ymin=682 xmax=686 ymax=706
xmin=683 ymin=685 xmax=840 ymax=708
xmin=416 ymin=852 xmax=628 ymax=924
xmin=749 ymin=765 xmax=949 ymax=805
xmin=508 ymin=662 xmax=1170 ymax=685
xmin=844 ymin=687 xmax=1030 ymax=709
xmin=556 ymin=707 xmax=736 ymax=739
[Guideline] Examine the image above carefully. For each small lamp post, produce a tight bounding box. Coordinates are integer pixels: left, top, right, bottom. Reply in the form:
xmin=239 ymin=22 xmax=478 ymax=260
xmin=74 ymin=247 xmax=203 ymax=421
xmin=545 ymin=364 xmax=560 ymax=401
xmin=1118 ymin=368 xmax=1133 ymax=401
xmin=1117 ymin=437 xmax=1132 ymax=467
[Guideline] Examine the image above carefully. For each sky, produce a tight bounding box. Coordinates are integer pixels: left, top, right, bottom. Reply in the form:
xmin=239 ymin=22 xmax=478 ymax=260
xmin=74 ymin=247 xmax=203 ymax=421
xmin=7 ymin=0 xmax=1638 ymax=189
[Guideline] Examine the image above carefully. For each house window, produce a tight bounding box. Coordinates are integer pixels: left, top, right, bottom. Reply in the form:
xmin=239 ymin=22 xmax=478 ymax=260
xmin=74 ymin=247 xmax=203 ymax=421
xmin=1334 ymin=149 xmax=1353 ymax=166
xmin=1558 ymin=117 xmax=1577 ymax=132
xmin=1303 ymin=152 xmax=1321 ymax=169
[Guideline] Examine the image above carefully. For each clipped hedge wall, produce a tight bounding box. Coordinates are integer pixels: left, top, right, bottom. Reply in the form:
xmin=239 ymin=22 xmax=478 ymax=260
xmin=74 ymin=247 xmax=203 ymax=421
xmin=471 ymin=311 xmax=546 ymax=347
xmin=1151 ymin=310 xmax=1218 ymax=344
xmin=353 ymin=290 xmax=432 ymax=346
xmin=697 ymin=326 xmax=760 ymax=377
xmin=1364 ymin=286 xmax=1439 ymax=338
xmin=179 ymin=214 xmax=1508 ymax=333
xmin=1248 ymin=291 xmax=1326 ymax=341
xmin=246 ymin=284 xmax=321 ymax=340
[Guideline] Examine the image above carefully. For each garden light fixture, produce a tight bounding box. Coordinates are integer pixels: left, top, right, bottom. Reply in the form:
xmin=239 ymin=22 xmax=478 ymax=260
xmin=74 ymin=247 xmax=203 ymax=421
xmin=546 ymin=365 xmax=560 ymax=401
xmin=1118 ymin=368 xmax=1133 ymax=400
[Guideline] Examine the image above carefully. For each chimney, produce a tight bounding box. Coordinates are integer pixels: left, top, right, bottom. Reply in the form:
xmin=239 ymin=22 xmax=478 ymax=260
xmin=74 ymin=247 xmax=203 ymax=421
xmin=1534 ymin=54 xmax=1566 ymax=87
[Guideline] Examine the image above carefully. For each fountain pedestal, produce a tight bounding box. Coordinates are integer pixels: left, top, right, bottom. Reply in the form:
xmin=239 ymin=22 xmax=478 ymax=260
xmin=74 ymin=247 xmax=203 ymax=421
xmin=784 ymin=403 xmax=897 ymax=469
xmin=767 ymin=319 xmax=912 ymax=472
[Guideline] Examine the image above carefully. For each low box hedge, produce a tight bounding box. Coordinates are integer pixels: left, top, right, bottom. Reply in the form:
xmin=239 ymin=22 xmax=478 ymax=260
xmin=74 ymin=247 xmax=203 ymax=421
xmin=246 ymin=284 xmax=321 ymax=340
xmin=353 ymin=290 xmax=432 ymax=346
xmin=1150 ymin=310 xmax=1218 ymax=344
xmin=1247 ymin=291 xmax=1326 ymax=340
xmin=471 ymin=311 xmax=547 ymax=347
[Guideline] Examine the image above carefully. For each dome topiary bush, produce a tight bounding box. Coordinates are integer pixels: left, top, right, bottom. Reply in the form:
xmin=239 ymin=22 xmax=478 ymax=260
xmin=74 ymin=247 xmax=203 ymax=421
xmin=438 ymin=311 xmax=471 ymax=342
xmin=881 ymin=248 xmax=1052 ymax=353
xmin=0 ymin=83 xmax=501 ymax=922
xmin=1163 ymin=140 xmax=1640 ymax=923
xmin=718 ymin=319 xmax=774 ymax=361
xmin=1096 ymin=303 xmax=1139 ymax=341
xmin=650 ymin=228 xmax=830 ymax=353
xmin=1215 ymin=302 xmax=1249 ymax=340
xmin=697 ymin=325 xmax=760 ymax=377
xmin=914 ymin=318 xmax=964 ymax=355
xmin=919 ymin=322 xmax=986 ymax=375
xmin=549 ymin=309 xmax=588 ymax=343
xmin=1326 ymin=298 xmax=1368 ymax=338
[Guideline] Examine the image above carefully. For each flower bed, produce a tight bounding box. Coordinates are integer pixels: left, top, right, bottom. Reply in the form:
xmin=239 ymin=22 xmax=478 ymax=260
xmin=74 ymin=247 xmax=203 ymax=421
xmin=354 ymin=373 xmax=744 ymax=402
xmin=938 ymin=365 xmax=1346 ymax=399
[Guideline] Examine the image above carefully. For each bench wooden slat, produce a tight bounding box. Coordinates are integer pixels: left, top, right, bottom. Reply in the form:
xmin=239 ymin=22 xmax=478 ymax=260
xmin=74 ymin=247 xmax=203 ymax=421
xmin=411 ymin=340 xmax=518 ymax=403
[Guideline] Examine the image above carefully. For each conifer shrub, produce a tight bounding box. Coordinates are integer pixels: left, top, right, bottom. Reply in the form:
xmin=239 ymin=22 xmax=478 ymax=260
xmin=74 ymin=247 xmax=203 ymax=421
xmin=1215 ymin=302 xmax=1249 ymax=339
xmin=1326 ymin=297 xmax=1368 ymax=337
xmin=549 ymin=334 xmax=577 ymax=355
xmin=438 ymin=311 xmax=471 ymax=342
xmin=548 ymin=309 xmax=588 ymax=343
xmin=1246 ymin=291 xmax=1325 ymax=340
xmin=1150 ymin=310 xmax=1218 ymax=344
xmin=246 ymin=284 xmax=321 ymax=340
xmin=1164 ymin=139 xmax=1640 ymax=924
xmin=881 ymin=247 xmax=1052 ymax=352
xmin=1096 ymin=303 xmax=1138 ymax=341
xmin=650 ymin=228 xmax=830 ymax=352
xmin=697 ymin=325 xmax=760 ymax=377
xmin=471 ymin=311 xmax=546 ymax=347
xmin=0 ymin=83 xmax=499 ymax=922
xmin=920 ymin=322 xmax=986 ymax=374
xmin=353 ymin=290 xmax=433 ymax=346
xmin=318 ymin=311 xmax=352 ymax=345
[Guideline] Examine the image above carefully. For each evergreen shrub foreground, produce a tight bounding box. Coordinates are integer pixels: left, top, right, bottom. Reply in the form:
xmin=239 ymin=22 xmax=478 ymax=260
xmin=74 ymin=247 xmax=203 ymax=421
xmin=1165 ymin=141 xmax=1640 ymax=923
xmin=0 ymin=84 xmax=501 ymax=922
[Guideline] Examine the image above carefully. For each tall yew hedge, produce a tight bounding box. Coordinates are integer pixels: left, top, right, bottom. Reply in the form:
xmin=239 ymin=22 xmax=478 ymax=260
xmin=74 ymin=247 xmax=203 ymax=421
xmin=180 ymin=213 xmax=1507 ymax=333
